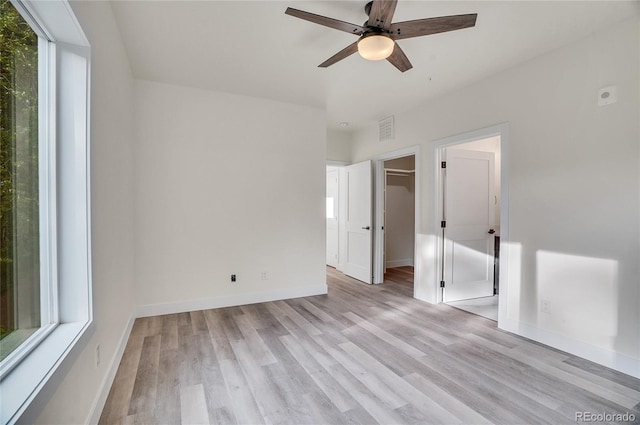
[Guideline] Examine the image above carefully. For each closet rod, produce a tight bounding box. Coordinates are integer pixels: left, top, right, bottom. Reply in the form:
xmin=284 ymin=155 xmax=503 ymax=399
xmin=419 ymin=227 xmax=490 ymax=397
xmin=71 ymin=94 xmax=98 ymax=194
xmin=384 ymin=168 xmax=415 ymax=175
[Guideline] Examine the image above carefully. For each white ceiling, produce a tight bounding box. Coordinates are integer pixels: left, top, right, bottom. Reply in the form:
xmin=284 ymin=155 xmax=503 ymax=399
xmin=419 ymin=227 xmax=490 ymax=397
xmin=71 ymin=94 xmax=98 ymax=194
xmin=110 ymin=0 xmax=639 ymax=130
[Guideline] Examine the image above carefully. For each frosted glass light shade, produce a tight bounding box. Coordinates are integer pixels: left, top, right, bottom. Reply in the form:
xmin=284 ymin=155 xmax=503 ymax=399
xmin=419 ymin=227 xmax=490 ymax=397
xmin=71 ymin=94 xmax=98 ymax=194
xmin=357 ymin=34 xmax=395 ymax=61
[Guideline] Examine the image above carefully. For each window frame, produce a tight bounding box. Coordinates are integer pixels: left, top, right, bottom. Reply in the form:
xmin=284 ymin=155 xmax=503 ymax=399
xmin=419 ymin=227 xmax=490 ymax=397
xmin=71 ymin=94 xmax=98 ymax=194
xmin=0 ymin=1 xmax=56 ymax=376
xmin=0 ymin=1 xmax=92 ymax=423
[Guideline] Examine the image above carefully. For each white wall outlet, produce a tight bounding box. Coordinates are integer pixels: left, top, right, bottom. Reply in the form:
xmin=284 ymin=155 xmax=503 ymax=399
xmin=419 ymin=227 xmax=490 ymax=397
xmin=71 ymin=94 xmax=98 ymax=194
xmin=540 ymin=299 xmax=551 ymax=314
xmin=597 ymin=86 xmax=617 ymax=106
xmin=261 ymin=271 xmax=269 ymax=280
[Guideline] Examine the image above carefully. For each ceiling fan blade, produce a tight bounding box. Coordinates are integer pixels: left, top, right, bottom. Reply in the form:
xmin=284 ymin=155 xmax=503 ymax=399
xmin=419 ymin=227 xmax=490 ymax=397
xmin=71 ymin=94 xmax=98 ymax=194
xmin=318 ymin=42 xmax=359 ymax=68
xmin=387 ymin=42 xmax=412 ymax=72
xmin=367 ymin=0 xmax=398 ymax=30
xmin=389 ymin=14 xmax=477 ymax=40
xmin=285 ymin=8 xmax=364 ymax=35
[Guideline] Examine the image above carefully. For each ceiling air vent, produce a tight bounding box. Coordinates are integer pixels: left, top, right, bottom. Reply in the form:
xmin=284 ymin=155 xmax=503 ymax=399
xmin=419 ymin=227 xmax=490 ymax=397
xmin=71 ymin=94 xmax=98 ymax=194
xmin=379 ymin=116 xmax=394 ymax=142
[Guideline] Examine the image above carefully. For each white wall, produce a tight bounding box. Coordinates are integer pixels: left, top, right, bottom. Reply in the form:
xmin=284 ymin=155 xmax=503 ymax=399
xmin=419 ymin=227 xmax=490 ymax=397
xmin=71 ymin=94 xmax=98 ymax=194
xmin=23 ymin=2 xmax=137 ymax=423
xmin=351 ymin=18 xmax=640 ymax=376
xmin=327 ymin=128 xmax=351 ymax=163
xmin=133 ymin=80 xmax=327 ymax=315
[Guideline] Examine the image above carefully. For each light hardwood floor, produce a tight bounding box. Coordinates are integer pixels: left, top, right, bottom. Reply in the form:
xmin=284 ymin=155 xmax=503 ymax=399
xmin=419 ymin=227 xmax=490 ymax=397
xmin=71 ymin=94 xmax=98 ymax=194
xmin=99 ymin=267 xmax=640 ymax=424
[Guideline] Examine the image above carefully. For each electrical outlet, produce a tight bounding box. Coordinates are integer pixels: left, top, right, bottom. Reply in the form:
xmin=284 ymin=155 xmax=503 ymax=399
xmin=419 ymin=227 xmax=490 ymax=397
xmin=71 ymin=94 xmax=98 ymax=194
xmin=261 ymin=272 xmax=268 ymax=280
xmin=540 ymin=299 xmax=551 ymax=314
xmin=231 ymin=274 xmax=236 ymax=283
xmin=95 ymin=344 xmax=100 ymax=368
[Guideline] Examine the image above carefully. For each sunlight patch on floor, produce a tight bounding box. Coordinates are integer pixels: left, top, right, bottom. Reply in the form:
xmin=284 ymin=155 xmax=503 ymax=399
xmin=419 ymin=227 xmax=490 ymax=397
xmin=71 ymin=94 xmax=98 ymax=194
xmin=447 ymin=296 xmax=498 ymax=321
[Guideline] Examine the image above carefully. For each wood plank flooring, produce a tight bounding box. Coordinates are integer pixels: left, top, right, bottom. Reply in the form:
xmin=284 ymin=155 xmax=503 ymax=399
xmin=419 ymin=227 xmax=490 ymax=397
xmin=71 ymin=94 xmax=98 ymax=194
xmin=99 ymin=267 xmax=640 ymax=424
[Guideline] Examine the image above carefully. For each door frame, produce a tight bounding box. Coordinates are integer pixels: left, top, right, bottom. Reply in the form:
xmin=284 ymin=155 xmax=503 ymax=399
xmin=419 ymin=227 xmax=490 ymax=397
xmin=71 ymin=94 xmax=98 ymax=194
xmin=430 ymin=123 xmax=509 ymax=325
xmin=325 ymin=165 xmax=341 ymax=268
xmin=372 ymin=146 xmax=421 ymax=289
xmin=326 ymin=161 xmax=348 ymax=272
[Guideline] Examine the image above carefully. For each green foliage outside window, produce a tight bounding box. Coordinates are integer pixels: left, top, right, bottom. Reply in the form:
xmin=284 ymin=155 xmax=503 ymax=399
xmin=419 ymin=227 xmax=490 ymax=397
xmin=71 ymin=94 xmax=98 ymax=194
xmin=0 ymin=0 xmax=40 ymax=346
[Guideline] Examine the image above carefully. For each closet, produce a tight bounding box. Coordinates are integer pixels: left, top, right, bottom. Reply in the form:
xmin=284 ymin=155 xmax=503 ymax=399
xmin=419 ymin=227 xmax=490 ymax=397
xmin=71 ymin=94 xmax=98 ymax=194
xmin=383 ymin=156 xmax=415 ymax=274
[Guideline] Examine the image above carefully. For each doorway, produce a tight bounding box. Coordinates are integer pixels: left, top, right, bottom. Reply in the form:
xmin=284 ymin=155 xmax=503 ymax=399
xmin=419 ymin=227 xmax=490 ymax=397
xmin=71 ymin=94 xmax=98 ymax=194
xmin=432 ymin=124 xmax=508 ymax=323
xmin=326 ymin=166 xmax=340 ymax=268
xmin=326 ymin=147 xmax=422 ymax=295
xmin=372 ymin=146 xmax=421 ymax=291
xmin=383 ymin=156 xmax=415 ymax=291
xmin=325 ymin=161 xmax=375 ymax=285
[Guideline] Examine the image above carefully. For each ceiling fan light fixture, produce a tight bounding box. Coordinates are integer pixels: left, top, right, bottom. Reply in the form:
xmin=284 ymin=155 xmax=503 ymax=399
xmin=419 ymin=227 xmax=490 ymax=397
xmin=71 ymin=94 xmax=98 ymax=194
xmin=357 ymin=34 xmax=394 ymax=61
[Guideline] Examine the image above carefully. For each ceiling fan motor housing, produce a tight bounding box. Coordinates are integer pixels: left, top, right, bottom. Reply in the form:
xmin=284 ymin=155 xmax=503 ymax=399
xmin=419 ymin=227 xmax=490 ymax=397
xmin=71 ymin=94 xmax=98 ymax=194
xmin=364 ymin=1 xmax=373 ymax=17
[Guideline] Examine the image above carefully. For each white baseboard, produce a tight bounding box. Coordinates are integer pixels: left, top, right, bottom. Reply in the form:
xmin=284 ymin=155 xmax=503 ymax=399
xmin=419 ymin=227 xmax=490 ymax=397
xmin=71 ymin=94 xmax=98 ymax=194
xmin=499 ymin=318 xmax=640 ymax=379
xmin=86 ymin=314 xmax=135 ymax=425
xmin=135 ymin=284 xmax=328 ymax=318
xmin=386 ymin=258 xmax=414 ymax=268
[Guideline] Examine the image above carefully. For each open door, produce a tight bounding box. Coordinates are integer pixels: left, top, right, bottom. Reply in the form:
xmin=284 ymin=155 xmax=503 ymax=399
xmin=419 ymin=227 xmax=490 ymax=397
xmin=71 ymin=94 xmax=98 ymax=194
xmin=344 ymin=160 xmax=373 ymax=284
xmin=443 ymin=149 xmax=495 ymax=302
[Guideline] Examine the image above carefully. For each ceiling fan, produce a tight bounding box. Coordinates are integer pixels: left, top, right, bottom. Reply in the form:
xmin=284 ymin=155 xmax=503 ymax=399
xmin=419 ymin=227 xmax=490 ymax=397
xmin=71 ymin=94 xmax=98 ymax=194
xmin=285 ymin=0 xmax=477 ymax=72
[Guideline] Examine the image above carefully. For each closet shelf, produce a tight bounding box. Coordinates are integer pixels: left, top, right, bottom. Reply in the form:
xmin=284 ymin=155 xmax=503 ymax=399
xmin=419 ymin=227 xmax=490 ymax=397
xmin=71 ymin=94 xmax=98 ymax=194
xmin=384 ymin=168 xmax=415 ymax=176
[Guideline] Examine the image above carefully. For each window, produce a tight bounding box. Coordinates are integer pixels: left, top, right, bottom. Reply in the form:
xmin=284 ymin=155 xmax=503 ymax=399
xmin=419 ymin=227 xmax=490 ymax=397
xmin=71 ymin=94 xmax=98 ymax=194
xmin=0 ymin=0 xmax=91 ymax=423
xmin=1 ymin=0 xmax=42 ymax=363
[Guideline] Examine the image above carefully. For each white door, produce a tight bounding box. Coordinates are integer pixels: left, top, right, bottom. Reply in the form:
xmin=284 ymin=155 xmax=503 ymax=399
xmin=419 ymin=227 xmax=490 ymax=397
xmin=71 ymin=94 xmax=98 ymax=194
xmin=344 ymin=160 xmax=373 ymax=283
xmin=326 ymin=167 xmax=339 ymax=267
xmin=443 ymin=148 xmax=495 ymax=302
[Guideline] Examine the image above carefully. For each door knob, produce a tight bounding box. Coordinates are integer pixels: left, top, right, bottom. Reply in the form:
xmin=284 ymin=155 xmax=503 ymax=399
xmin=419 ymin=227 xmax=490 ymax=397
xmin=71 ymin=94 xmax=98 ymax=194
xmin=488 ymin=229 xmax=496 ymax=234
xmin=362 ymin=226 xmax=371 ymax=230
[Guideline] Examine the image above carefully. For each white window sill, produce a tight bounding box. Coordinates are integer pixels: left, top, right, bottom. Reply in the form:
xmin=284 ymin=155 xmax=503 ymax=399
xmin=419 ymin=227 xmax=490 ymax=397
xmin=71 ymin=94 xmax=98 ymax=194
xmin=0 ymin=321 xmax=92 ymax=424
xmin=0 ymin=329 xmax=39 ymax=361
